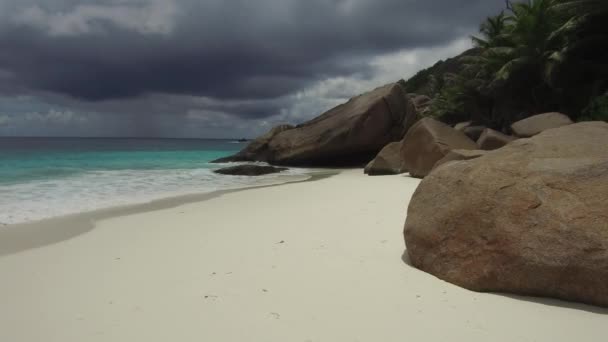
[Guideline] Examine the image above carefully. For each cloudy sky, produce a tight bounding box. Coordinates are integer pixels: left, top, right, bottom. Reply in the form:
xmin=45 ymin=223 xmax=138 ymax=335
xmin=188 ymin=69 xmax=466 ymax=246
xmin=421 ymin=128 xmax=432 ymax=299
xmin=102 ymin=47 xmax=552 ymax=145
xmin=0 ymin=0 xmax=505 ymax=138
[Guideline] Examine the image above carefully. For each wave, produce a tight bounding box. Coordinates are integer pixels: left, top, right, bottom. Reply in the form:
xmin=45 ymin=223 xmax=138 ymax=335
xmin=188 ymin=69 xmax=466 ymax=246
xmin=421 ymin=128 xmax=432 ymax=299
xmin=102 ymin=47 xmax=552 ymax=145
xmin=0 ymin=167 xmax=309 ymax=225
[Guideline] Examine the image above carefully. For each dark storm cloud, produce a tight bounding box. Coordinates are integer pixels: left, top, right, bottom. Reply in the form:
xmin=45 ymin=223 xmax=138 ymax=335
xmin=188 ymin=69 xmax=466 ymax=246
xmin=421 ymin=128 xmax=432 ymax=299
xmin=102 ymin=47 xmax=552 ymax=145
xmin=0 ymin=0 xmax=505 ymax=102
xmin=0 ymin=0 xmax=507 ymax=137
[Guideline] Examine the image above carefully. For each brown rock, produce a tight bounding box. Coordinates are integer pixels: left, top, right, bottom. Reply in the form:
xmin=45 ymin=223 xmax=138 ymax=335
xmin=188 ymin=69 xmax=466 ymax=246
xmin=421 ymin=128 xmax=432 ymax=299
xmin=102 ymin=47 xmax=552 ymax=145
xmin=454 ymin=121 xmax=472 ymax=131
xmin=463 ymin=125 xmax=486 ymax=141
xmin=364 ymin=142 xmax=405 ymax=176
xmin=410 ymin=94 xmax=432 ymax=116
xmin=212 ymin=125 xmax=294 ymax=163
xmin=404 ymin=122 xmax=608 ymax=307
xmin=400 ymin=118 xmax=477 ymax=178
xmin=511 ymin=112 xmax=573 ymax=138
xmin=216 ymin=83 xmax=420 ymax=166
xmin=433 ymin=149 xmax=487 ymax=170
xmin=477 ymin=128 xmax=516 ymax=150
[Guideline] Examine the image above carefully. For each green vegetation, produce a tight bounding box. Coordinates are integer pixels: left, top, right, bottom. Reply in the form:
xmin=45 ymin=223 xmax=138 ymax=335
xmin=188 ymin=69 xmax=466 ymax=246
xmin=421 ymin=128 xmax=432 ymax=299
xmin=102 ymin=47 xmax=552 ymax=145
xmin=408 ymin=0 xmax=608 ymax=128
xmin=581 ymin=93 xmax=608 ymax=121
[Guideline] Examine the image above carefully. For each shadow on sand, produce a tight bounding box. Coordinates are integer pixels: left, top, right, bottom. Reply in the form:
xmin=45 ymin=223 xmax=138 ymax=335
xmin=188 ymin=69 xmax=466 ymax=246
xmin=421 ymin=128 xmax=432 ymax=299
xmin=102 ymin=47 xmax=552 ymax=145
xmin=400 ymin=249 xmax=608 ymax=315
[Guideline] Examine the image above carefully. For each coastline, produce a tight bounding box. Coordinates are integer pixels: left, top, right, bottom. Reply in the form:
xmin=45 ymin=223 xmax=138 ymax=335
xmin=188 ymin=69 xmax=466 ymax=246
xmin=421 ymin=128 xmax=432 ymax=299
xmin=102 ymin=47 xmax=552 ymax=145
xmin=0 ymin=169 xmax=338 ymax=257
xmin=0 ymin=169 xmax=607 ymax=342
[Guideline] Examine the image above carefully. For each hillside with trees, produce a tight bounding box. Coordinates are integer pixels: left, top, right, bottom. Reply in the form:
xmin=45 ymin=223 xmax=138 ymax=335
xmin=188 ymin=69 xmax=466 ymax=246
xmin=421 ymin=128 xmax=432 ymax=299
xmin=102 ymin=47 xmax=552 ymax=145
xmin=402 ymin=0 xmax=608 ymax=131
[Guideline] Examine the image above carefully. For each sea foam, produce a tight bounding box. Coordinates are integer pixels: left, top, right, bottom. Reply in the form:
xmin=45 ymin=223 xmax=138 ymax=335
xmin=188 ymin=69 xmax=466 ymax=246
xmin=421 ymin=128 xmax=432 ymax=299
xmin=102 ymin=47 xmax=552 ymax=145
xmin=0 ymin=166 xmax=309 ymax=225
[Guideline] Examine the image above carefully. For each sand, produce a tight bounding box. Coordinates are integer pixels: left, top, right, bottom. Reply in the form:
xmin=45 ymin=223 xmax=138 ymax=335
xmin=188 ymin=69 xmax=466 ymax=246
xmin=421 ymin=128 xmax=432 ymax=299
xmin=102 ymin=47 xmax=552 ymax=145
xmin=0 ymin=169 xmax=606 ymax=342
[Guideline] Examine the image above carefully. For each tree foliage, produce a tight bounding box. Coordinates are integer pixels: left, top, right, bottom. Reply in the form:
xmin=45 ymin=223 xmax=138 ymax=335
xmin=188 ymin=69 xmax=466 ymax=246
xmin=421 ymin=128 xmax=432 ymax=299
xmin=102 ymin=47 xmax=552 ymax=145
xmin=428 ymin=0 xmax=608 ymax=126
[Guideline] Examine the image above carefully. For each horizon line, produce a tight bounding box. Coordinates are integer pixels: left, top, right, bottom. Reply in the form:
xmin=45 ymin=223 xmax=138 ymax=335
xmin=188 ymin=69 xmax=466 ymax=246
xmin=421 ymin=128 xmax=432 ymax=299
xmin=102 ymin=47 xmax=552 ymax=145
xmin=0 ymin=136 xmax=250 ymax=140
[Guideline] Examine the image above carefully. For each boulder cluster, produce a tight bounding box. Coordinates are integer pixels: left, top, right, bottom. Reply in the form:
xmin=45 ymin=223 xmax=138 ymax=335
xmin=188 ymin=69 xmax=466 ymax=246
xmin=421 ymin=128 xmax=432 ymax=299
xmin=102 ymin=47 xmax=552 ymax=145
xmin=405 ymin=121 xmax=608 ymax=307
xmin=214 ymin=83 xmax=424 ymax=166
xmin=215 ymin=82 xmax=608 ymax=307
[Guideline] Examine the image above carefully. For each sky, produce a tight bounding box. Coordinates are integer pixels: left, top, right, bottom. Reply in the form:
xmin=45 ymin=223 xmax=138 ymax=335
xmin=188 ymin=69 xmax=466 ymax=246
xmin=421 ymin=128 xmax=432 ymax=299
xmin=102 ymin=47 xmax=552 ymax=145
xmin=0 ymin=0 xmax=506 ymax=138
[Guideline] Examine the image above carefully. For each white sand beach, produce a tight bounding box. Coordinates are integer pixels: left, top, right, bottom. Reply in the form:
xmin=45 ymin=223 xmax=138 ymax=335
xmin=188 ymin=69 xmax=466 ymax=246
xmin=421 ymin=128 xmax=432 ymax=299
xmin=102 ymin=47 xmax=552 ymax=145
xmin=0 ymin=169 xmax=606 ymax=342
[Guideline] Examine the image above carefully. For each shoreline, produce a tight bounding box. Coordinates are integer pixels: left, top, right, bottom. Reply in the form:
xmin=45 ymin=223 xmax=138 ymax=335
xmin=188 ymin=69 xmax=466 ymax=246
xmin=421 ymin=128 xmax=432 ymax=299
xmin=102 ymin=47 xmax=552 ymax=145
xmin=0 ymin=169 xmax=607 ymax=342
xmin=0 ymin=169 xmax=339 ymax=257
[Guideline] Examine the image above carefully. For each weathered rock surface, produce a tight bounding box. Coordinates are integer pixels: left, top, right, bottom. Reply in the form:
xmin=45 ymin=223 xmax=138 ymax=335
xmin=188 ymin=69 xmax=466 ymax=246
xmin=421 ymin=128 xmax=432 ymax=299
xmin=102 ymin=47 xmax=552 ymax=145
xmin=477 ymin=128 xmax=516 ymax=150
xmin=213 ymin=165 xmax=288 ymax=176
xmin=511 ymin=112 xmax=573 ymax=138
xmin=454 ymin=121 xmax=472 ymax=131
xmin=400 ymin=118 xmax=478 ymax=178
xmin=404 ymin=122 xmax=608 ymax=307
xmin=215 ymin=83 xmax=419 ymax=166
xmin=410 ymin=94 xmax=432 ymax=116
xmin=433 ymin=149 xmax=487 ymax=170
xmin=364 ymin=142 xmax=405 ymax=176
xmin=212 ymin=125 xmax=294 ymax=163
xmin=463 ymin=125 xmax=486 ymax=141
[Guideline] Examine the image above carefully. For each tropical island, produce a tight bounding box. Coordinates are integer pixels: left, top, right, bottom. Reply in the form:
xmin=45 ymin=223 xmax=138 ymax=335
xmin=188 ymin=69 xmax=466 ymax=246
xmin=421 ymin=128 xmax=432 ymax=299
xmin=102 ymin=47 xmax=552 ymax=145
xmin=216 ymin=0 xmax=608 ymax=307
xmin=0 ymin=1 xmax=607 ymax=341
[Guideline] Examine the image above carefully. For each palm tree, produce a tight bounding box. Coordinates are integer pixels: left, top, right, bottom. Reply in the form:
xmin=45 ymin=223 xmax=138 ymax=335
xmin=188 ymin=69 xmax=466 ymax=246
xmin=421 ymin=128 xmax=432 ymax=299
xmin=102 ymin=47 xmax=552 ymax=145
xmin=431 ymin=0 xmax=608 ymax=124
xmin=452 ymin=0 xmax=564 ymax=124
xmin=471 ymin=12 xmax=510 ymax=49
xmin=545 ymin=0 xmax=608 ymax=112
xmin=552 ymin=0 xmax=608 ymax=17
xmin=490 ymin=0 xmax=561 ymax=85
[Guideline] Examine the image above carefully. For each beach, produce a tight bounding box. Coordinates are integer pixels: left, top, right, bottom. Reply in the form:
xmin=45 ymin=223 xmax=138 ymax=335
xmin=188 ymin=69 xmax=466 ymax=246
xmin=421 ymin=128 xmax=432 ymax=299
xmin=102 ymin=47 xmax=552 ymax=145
xmin=0 ymin=169 xmax=606 ymax=342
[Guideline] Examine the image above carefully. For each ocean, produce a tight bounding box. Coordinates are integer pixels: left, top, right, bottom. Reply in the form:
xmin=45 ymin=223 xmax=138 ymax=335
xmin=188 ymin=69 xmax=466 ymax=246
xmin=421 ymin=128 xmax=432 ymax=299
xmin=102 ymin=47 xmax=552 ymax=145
xmin=0 ymin=137 xmax=308 ymax=225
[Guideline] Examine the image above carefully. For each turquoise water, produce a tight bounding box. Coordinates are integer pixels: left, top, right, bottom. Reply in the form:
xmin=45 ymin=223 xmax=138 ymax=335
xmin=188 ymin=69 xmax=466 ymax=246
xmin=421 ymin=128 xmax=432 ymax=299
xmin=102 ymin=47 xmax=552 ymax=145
xmin=0 ymin=138 xmax=306 ymax=225
xmin=0 ymin=138 xmax=239 ymax=185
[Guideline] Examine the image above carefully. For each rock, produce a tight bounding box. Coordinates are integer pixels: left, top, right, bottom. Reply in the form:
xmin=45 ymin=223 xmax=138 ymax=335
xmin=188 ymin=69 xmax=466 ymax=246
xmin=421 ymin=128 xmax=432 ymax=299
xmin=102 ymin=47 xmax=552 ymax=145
xmin=404 ymin=122 xmax=608 ymax=307
xmin=463 ymin=125 xmax=486 ymax=141
xmin=411 ymin=94 xmax=432 ymax=108
xmin=212 ymin=125 xmax=294 ymax=163
xmin=364 ymin=142 xmax=405 ymax=176
xmin=213 ymin=165 xmax=288 ymax=176
xmin=410 ymin=95 xmax=432 ymax=116
xmin=214 ymin=83 xmax=421 ymax=166
xmin=400 ymin=118 xmax=478 ymax=178
xmin=266 ymin=83 xmax=418 ymax=165
xmin=433 ymin=149 xmax=487 ymax=170
xmin=454 ymin=121 xmax=472 ymax=131
xmin=477 ymin=128 xmax=516 ymax=150
xmin=511 ymin=112 xmax=573 ymax=138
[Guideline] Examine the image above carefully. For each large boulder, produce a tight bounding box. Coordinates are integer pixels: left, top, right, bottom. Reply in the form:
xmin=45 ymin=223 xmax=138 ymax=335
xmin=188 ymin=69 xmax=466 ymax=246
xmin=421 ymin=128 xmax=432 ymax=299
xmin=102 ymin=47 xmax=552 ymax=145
xmin=404 ymin=122 xmax=608 ymax=307
xmin=400 ymin=118 xmax=478 ymax=178
xmin=432 ymin=149 xmax=487 ymax=170
xmin=214 ymin=165 xmax=288 ymax=176
xmin=477 ymin=128 xmax=516 ymax=150
xmin=212 ymin=125 xmax=294 ymax=163
xmin=216 ymin=83 xmax=419 ymax=166
xmin=364 ymin=142 xmax=405 ymax=176
xmin=511 ymin=112 xmax=573 ymax=138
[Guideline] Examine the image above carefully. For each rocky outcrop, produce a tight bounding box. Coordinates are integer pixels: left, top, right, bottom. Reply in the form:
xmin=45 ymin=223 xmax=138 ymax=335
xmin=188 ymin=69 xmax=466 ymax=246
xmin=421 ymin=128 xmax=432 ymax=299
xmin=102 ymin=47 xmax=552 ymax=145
xmin=410 ymin=94 xmax=432 ymax=116
xmin=215 ymin=83 xmax=420 ymax=166
xmin=463 ymin=125 xmax=486 ymax=141
xmin=454 ymin=121 xmax=472 ymax=131
xmin=477 ymin=128 xmax=516 ymax=150
xmin=400 ymin=118 xmax=478 ymax=178
xmin=364 ymin=142 xmax=405 ymax=176
xmin=511 ymin=112 xmax=573 ymax=138
xmin=214 ymin=165 xmax=288 ymax=176
xmin=212 ymin=125 xmax=294 ymax=163
xmin=433 ymin=149 xmax=487 ymax=170
xmin=404 ymin=122 xmax=608 ymax=307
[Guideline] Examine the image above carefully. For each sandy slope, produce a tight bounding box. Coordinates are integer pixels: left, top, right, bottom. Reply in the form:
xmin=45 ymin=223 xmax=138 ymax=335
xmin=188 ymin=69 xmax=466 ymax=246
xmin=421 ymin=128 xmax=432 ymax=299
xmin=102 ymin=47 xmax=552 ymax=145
xmin=0 ymin=169 xmax=606 ymax=342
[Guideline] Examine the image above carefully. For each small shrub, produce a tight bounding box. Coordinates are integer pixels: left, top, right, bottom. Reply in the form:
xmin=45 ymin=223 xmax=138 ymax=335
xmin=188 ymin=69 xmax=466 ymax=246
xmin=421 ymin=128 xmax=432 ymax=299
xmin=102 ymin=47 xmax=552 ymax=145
xmin=580 ymin=94 xmax=608 ymax=122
